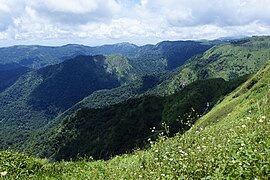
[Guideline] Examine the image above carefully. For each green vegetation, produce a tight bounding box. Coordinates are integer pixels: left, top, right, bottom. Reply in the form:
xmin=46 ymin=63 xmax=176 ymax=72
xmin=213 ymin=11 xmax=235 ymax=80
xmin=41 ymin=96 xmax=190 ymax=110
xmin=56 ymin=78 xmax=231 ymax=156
xmin=0 ymin=40 xmax=213 ymax=71
xmin=1 ymin=36 xmax=270 ymax=156
xmin=159 ymin=36 xmax=270 ymax=95
xmin=0 ymin=60 xmax=269 ymax=179
xmin=29 ymin=55 xmax=121 ymax=114
xmin=59 ymin=36 xmax=270 ymax=122
xmin=0 ymin=64 xmax=30 ymax=93
xmin=128 ymin=40 xmax=213 ymax=75
xmin=29 ymin=76 xmax=248 ymax=161
xmin=0 ymin=55 xmax=133 ymax=150
xmin=0 ymin=40 xmax=214 ymax=151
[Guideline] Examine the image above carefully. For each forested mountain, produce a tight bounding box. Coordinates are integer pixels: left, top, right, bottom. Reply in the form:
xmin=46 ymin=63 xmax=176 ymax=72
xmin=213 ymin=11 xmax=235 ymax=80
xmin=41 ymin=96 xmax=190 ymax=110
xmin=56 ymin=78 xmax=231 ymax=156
xmin=0 ymin=40 xmax=214 ymax=72
xmin=62 ymin=36 xmax=270 ymax=115
xmin=1 ymin=36 xmax=270 ymax=163
xmin=30 ymin=76 xmax=248 ymax=161
xmin=28 ymin=36 xmax=270 ymax=161
xmin=0 ymin=63 xmax=31 ymax=93
xmin=1 ymin=59 xmax=269 ymax=179
xmin=0 ymin=55 xmax=136 ymax=149
xmin=0 ymin=40 xmax=215 ymax=149
xmin=154 ymin=36 xmax=270 ymax=95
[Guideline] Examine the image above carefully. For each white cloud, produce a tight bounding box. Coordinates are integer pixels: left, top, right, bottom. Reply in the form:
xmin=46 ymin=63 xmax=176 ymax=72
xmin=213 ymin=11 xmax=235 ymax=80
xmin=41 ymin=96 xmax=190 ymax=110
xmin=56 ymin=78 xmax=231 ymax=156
xmin=0 ymin=0 xmax=270 ymax=46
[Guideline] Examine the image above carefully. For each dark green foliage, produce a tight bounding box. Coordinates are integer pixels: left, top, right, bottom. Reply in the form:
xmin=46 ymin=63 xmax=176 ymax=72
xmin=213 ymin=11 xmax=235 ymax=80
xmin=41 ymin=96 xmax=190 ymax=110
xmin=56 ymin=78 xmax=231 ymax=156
xmin=0 ymin=60 xmax=270 ymax=179
xmin=139 ymin=75 xmax=161 ymax=93
xmin=34 ymin=77 xmax=247 ymax=161
xmin=157 ymin=36 xmax=270 ymax=95
xmin=41 ymin=96 xmax=165 ymax=161
xmin=156 ymin=40 xmax=213 ymax=70
xmin=29 ymin=55 xmax=120 ymax=114
xmin=0 ymin=64 xmax=31 ymax=93
xmin=0 ymin=55 xmax=134 ymax=150
xmin=162 ymin=75 xmax=250 ymax=134
xmin=128 ymin=41 xmax=214 ymax=75
xmin=54 ymin=73 xmax=167 ymax=124
xmin=1 ymin=36 xmax=270 ymax=163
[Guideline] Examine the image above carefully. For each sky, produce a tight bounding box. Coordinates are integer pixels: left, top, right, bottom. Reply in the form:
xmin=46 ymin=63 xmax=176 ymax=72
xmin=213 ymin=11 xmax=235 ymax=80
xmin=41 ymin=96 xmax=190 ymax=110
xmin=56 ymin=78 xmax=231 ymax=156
xmin=0 ymin=0 xmax=270 ymax=46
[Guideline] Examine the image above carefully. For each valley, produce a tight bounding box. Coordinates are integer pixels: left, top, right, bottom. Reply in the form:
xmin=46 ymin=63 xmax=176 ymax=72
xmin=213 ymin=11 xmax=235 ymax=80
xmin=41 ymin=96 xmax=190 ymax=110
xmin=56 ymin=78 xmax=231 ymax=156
xmin=0 ymin=36 xmax=269 ymax=179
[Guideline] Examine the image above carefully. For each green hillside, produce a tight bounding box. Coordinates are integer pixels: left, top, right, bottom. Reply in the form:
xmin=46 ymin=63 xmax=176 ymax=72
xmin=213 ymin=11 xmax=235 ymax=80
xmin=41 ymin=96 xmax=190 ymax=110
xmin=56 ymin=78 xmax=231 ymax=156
xmin=0 ymin=64 xmax=30 ymax=93
xmin=0 ymin=55 xmax=135 ymax=150
xmin=158 ymin=36 xmax=270 ymax=95
xmin=128 ymin=40 xmax=214 ymax=75
xmin=29 ymin=76 xmax=248 ymax=161
xmin=0 ymin=60 xmax=269 ymax=179
xmin=57 ymin=36 xmax=270 ymax=125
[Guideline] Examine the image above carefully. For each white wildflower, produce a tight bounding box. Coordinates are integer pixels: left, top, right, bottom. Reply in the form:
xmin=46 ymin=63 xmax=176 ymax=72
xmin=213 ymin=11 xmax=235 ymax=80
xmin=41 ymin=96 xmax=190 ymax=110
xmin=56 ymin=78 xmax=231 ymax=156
xmin=0 ymin=171 xmax=7 ymax=176
xmin=242 ymin=125 xmax=247 ymax=128
xmin=246 ymin=117 xmax=251 ymax=120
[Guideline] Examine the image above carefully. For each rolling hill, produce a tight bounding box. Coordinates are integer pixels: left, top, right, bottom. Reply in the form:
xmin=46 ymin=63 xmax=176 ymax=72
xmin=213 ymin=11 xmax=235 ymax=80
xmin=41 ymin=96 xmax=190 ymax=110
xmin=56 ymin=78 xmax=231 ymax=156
xmin=30 ymin=76 xmax=248 ymax=161
xmin=0 ymin=40 xmax=215 ymax=151
xmin=1 ymin=36 xmax=270 ymax=164
xmin=0 ymin=56 xmax=269 ymax=180
xmin=155 ymin=36 xmax=270 ymax=95
xmin=0 ymin=40 xmax=214 ymax=72
xmin=0 ymin=55 xmax=136 ymax=149
xmin=59 ymin=36 xmax=270 ymax=119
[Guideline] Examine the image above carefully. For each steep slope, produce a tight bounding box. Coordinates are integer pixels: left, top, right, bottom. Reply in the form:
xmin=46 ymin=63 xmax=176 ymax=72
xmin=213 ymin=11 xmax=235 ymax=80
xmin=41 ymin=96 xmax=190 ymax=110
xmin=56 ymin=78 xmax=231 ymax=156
xmin=32 ymin=76 xmax=248 ymax=161
xmin=0 ymin=63 xmax=31 ymax=93
xmin=28 ymin=55 xmax=121 ymax=114
xmin=0 ymin=55 xmax=134 ymax=149
xmin=157 ymin=36 xmax=270 ymax=95
xmin=56 ymin=36 xmax=270 ymax=121
xmin=128 ymin=40 xmax=214 ymax=75
xmin=0 ymin=61 xmax=269 ymax=180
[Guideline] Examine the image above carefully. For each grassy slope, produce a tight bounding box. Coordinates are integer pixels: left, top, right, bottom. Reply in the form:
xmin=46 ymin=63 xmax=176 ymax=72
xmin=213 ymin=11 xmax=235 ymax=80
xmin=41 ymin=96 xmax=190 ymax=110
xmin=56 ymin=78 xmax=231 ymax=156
xmin=156 ymin=36 xmax=270 ymax=95
xmin=1 ymin=61 xmax=269 ymax=179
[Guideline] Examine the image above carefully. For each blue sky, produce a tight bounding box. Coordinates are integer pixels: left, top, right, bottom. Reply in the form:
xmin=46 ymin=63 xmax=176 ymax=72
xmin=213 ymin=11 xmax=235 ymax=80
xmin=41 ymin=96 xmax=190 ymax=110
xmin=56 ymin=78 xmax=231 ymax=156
xmin=0 ymin=0 xmax=270 ymax=46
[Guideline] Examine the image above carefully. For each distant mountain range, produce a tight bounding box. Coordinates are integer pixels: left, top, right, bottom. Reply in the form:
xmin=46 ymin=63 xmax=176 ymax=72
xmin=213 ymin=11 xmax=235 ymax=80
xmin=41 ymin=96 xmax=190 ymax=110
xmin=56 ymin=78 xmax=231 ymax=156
xmin=1 ymin=36 xmax=270 ymax=161
xmin=0 ymin=40 xmax=215 ymax=71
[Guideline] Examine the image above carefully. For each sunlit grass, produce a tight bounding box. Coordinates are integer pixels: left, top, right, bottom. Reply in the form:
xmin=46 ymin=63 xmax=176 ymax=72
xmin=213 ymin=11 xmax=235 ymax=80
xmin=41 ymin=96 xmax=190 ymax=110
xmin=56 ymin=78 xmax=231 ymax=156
xmin=1 ymin=61 xmax=270 ymax=179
